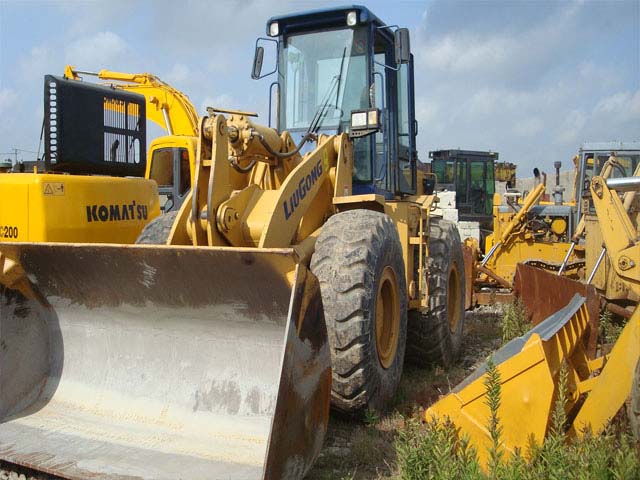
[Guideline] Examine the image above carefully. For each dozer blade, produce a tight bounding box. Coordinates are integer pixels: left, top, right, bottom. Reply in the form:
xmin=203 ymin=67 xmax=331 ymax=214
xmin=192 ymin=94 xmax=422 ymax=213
xmin=425 ymin=294 xmax=592 ymax=466
xmin=0 ymin=243 xmax=330 ymax=480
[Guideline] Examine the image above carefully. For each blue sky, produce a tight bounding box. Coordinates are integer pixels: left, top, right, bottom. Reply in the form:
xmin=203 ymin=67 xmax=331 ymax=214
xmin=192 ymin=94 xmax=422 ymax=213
xmin=1 ymin=0 xmax=638 ymax=175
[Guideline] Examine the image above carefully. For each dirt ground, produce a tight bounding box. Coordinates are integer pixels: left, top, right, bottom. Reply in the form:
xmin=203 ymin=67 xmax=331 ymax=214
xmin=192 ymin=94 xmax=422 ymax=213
xmin=307 ymin=307 xmax=503 ymax=480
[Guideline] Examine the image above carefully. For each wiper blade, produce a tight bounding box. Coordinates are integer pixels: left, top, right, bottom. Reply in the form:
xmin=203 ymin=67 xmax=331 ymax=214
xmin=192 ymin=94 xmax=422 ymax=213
xmin=307 ymin=47 xmax=347 ymax=135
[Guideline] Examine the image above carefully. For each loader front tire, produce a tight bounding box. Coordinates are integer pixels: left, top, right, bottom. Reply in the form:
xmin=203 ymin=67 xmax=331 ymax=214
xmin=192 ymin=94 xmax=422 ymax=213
xmin=135 ymin=211 xmax=179 ymax=244
xmin=311 ymin=210 xmax=407 ymax=414
xmin=406 ymin=218 xmax=465 ymax=367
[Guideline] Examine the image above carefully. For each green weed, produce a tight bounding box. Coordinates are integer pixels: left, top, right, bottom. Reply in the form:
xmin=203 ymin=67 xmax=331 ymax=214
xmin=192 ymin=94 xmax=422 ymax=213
xmin=501 ymin=298 xmax=529 ymax=344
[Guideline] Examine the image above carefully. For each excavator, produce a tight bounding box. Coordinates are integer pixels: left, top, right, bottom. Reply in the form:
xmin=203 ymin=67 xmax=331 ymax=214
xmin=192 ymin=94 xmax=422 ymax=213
xmin=0 ymin=65 xmax=200 ymax=245
xmin=63 ymin=65 xmax=200 ymax=213
xmin=426 ymin=171 xmax=640 ymax=466
xmin=0 ymin=6 xmax=466 ymax=479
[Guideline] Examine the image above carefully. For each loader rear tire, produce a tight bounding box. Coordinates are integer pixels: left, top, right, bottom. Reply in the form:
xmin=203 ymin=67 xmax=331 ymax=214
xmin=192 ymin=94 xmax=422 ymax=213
xmin=135 ymin=211 xmax=179 ymax=244
xmin=310 ymin=210 xmax=407 ymax=414
xmin=405 ymin=218 xmax=465 ymax=367
xmin=630 ymin=360 xmax=640 ymax=442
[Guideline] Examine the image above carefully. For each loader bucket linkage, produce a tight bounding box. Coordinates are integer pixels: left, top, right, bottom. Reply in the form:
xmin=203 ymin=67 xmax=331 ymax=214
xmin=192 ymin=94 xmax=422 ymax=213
xmin=0 ymin=243 xmax=330 ymax=479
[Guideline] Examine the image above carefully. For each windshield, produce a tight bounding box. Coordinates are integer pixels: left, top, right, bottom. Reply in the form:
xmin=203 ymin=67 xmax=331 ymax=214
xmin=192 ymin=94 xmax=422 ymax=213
xmin=279 ymin=27 xmax=369 ymax=132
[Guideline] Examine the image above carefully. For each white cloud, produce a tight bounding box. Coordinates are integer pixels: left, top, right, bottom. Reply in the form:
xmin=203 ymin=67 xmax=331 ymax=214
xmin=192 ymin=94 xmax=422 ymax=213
xmin=64 ymin=32 xmax=130 ymax=70
xmin=420 ymin=35 xmax=511 ymax=73
xmin=164 ymin=64 xmax=191 ymax=84
xmin=555 ymin=109 xmax=588 ymax=144
xmin=592 ymin=89 xmax=640 ymax=121
xmin=512 ymin=117 xmax=545 ymax=137
xmin=201 ymin=94 xmax=236 ymax=112
xmin=0 ymin=88 xmax=18 ymax=115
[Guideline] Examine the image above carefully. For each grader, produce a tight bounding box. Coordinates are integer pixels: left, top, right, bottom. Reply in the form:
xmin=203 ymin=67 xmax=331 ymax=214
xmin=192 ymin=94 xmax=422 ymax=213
xmin=0 ymin=6 xmax=465 ymax=479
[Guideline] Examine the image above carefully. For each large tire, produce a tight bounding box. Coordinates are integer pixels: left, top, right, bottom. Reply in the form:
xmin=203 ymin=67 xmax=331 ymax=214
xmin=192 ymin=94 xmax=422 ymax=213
xmin=310 ymin=210 xmax=408 ymax=414
xmin=630 ymin=360 xmax=640 ymax=442
xmin=135 ymin=211 xmax=179 ymax=244
xmin=405 ymin=218 xmax=465 ymax=367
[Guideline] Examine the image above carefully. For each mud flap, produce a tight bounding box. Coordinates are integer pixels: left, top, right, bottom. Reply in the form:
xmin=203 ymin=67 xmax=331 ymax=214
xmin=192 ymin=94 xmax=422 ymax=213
xmin=0 ymin=243 xmax=330 ymax=480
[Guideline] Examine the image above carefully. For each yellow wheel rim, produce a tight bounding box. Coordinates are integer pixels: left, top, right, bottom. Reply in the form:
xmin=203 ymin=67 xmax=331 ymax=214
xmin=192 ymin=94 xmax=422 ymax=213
xmin=375 ymin=266 xmax=400 ymax=369
xmin=447 ymin=263 xmax=462 ymax=334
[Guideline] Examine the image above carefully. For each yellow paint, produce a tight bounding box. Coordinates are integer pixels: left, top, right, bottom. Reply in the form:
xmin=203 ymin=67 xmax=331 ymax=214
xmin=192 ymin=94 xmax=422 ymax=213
xmin=0 ymin=173 xmax=160 ymax=243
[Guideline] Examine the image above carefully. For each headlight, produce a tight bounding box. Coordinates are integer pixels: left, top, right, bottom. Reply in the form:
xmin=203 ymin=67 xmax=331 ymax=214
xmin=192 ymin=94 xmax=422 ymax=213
xmin=346 ymin=11 xmax=358 ymax=26
xmin=351 ymin=111 xmax=367 ymax=128
xmin=269 ymin=21 xmax=279 ymax=37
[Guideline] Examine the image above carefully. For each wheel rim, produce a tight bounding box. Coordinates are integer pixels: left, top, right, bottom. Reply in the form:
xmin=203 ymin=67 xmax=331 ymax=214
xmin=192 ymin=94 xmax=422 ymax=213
xmin=375 ymin=266 xmax=400 ymax=369
xmin=447 ymin=263 xmax=462 ymax=334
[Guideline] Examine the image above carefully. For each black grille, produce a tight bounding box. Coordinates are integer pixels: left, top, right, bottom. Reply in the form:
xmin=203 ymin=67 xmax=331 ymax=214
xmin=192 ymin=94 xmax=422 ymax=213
xmin=44 ymin=75 xmax=146 ymax=176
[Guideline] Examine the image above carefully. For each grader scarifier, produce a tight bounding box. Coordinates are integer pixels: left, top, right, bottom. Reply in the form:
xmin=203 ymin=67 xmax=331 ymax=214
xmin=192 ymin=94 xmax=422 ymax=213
xmin=0 ymin=7 xmax=466 ymax=479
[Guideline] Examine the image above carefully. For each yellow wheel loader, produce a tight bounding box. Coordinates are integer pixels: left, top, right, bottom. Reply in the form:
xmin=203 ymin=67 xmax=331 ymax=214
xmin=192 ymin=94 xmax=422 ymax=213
xmin=426 ymin=172 xmax=640 ymax=466
xmin=0 ymin=6 xmax=466 ymax=479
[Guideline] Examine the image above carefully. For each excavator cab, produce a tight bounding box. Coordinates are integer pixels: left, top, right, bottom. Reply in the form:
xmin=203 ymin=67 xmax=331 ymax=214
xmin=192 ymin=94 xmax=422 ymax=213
xmin=254 ymin=5 xmax=418 ymax=198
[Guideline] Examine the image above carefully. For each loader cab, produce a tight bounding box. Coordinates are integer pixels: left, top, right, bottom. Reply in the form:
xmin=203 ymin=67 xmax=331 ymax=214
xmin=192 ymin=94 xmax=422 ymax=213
xmin=254 ymin=6 xmax=418 ymax=198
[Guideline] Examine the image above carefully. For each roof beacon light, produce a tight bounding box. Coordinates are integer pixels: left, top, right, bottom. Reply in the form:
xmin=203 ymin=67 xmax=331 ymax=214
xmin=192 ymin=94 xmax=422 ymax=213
xmin=269 ymin=21 xmax=279 ymax=37
xmin=346 ymin=11 xmax=358 ymax=26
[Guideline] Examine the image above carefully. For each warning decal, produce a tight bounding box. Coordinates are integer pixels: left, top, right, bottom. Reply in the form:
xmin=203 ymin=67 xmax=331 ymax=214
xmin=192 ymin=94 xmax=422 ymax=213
xmin=43 ymin=182 xmax=65 ymax=196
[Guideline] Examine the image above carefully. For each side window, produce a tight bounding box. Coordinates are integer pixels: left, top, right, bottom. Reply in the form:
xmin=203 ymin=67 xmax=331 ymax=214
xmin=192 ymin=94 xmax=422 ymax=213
xmin=486 ymin=161 xmax=495 ymax=215
xmin=397 ymin=62 xmax=413 ymax=192
xmin=457 ymin=160 xmax=468 ymax=205
xmin=583 ymin=154 xmax=595 ymax=193
xmin=179 ymin=149 xmax=190 ymax=195
xmin=149 ymin=148 xmax=174 ymax=187
xmin=469 ymin=160 xmax=486 ymax=215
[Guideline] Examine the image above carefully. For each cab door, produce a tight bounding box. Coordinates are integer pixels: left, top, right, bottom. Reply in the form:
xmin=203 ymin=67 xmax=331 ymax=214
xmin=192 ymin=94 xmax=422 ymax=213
xmin=395 ymin=56 xmax=417 ymax=195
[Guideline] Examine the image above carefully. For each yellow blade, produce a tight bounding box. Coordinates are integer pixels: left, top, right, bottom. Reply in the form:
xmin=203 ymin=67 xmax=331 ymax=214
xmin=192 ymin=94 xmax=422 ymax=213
xmin=0 ymin=243 xmax=330 ymax=480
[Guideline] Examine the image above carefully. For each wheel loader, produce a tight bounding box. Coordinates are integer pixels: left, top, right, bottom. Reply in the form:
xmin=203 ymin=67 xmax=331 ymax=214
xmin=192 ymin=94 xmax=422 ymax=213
xmin=0 ymin=6 xmax=466 ymax=479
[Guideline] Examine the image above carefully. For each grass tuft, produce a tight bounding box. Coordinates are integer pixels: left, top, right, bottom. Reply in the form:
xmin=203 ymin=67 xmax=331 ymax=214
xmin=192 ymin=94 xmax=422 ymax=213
xmin=501 ymin=298 xmax=530 ymax=344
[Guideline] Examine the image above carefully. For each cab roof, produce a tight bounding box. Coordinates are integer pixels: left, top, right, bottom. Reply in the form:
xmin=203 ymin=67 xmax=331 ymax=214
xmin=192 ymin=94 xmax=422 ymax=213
xmin=266 ymin=5 xmax=386 ymax=36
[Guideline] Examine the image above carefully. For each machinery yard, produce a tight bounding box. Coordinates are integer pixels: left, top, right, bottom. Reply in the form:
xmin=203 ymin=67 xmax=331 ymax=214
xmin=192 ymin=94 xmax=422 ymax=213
xmin=0 ymin=2 xmax=639 ymax=479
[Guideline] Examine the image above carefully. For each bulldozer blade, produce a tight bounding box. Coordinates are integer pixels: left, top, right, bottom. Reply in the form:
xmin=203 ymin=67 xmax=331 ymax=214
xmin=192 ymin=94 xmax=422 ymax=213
xmin=513 ymin=263 xmax=601 ymax=355
xmin=0 ymin=243 xmax=330 ymax=480
xmin=425 ymin=293 xmax=592 ymax=467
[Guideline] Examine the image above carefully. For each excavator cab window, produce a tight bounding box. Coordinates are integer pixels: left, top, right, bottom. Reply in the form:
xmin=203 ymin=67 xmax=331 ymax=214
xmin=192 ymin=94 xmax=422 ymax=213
xmin=149 ymin=147 xmax=191 ymax=212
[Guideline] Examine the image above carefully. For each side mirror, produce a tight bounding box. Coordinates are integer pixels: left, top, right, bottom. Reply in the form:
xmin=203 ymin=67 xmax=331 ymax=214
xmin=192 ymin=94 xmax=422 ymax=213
xmin=394 ymin=28 xmax=411 ymax=64
xmin=251 ymin=46 xmax=264 ymax=80
xmin=423 ymin=174 xmax=436 ymax=196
